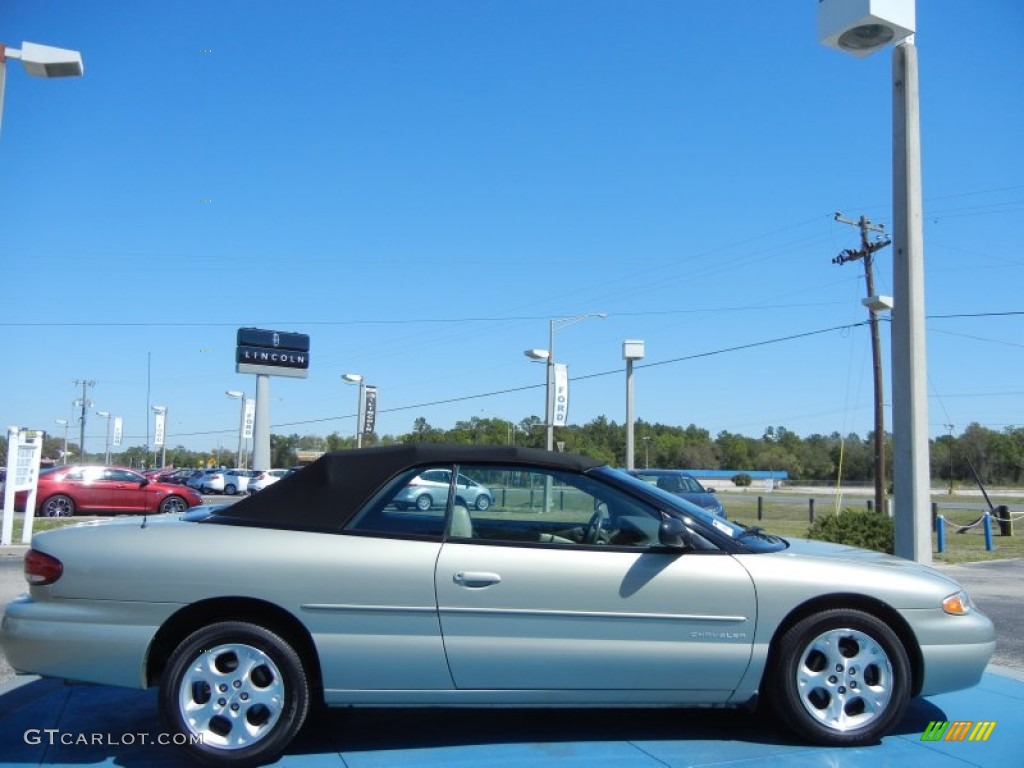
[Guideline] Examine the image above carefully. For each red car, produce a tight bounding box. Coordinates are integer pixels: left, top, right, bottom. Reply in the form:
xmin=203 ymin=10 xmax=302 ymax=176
xmin=15 ymin=465 xmax=203 ymax=518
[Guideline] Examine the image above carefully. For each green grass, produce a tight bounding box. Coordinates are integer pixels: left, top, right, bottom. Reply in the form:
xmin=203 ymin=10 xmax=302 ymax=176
xmin=722 ymin=492 xmax=1023 ymax=564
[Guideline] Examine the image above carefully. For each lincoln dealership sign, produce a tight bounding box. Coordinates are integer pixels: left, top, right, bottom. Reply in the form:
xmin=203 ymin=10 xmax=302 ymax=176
xmin=236 ymin=327 xmax=310 ymax=378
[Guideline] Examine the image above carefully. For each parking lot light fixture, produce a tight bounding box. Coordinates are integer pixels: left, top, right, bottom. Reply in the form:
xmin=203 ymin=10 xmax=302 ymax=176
xmin=818 ymin=0 xmax=930 ymax=563
xmin=523 ymin=314 xmax=607 ymax=452
xmin=0 ymin=41 xmax=84 ymax=134
xmin=342 ymin=374 xmax=365 ymax=449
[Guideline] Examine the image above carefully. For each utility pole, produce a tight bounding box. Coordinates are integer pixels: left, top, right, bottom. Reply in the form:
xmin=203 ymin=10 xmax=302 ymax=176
xmin=833 ymin=213 xmax=891 ymax=517
xmin=944 ymin=423 xmax=955 ymax=495
xmin=72 ymin=379 xmax=96 ymax=462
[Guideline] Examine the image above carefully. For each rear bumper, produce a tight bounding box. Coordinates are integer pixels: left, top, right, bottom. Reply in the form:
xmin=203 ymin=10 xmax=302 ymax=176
xmin=1 ymin=595 xmax=176 ymax=690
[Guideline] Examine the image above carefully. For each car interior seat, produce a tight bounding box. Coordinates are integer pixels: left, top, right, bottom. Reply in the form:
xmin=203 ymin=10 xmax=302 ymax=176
xmin=449 ymin=504 xmax=474 ymax=538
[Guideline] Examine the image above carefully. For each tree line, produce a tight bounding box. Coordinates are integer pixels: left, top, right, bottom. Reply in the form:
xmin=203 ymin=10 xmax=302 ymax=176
xmin=3 ymin=418 xmax=1022 ymax=487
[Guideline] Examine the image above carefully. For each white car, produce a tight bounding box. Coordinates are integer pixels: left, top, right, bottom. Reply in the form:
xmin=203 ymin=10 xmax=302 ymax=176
xmin=247 ymin=468 xmax=292 ymax=494
xmin=221 ymin=469 xmax=260 ymax=495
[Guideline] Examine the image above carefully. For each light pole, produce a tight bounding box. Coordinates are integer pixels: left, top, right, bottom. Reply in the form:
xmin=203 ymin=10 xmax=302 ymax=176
xmin=54 ymin=419 xmax=69 ymax=465
xmin=96 ymin=411 xmax=112 ymax=464
xmin=342 ymin=374 xmax=365 ymax=449
xmin=819 ymin=0 xmax=931 ymax=562
xmin=623 ymin=340 xmax=645 ymax=470
xmin=0 ymin=41 xmax=83 ymax=134
xmin=226 ymin=391 xmax=247 ymax=468
xmin=523 ymin=313 xmax=607 ymax=451
xmin=152 ymin=405 xmax=167 ymax=468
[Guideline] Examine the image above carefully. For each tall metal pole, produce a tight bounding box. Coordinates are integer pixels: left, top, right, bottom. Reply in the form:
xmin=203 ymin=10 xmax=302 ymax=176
xmin=356 ymin=382 xmax=366 ymax=449
xmin=236 ymin=399 xmax=246 ymax=467
xmin=891 ymin=41 xmax=931 ymax=563
xmin=545 ymin=320 xmax=555 ymax=451
xmin=625 ymin=357 xmax=635 ymax=469
xmin=253 ymin=374 xmax=271 ymax=470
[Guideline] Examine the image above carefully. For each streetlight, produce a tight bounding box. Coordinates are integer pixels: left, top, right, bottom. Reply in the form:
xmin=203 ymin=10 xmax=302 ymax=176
xmin=0 ymin=41 xmax=84 ymax=133
xmin=54 ymin=418 xmax=69 ymax=465
xmin=342 ymin=374 xmax=365 ymax=449
xmin=152 ymin=405 xmax=167 ymax=468
xmin=523 ymin=313 xmax=607 ymax=451
xmin=819 ymin=0 xmax=930 ymax=562
xmin=623 ymin=340 xmax=645 ymax=470
xmin=96 ymin=411 xmax=112 ymax=464
xmin=226 ymin=391 xmax=247 ymax=468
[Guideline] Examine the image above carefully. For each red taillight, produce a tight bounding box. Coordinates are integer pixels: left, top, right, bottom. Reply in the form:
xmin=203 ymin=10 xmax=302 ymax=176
xmin=25 ymin=549 xmax=63 ymax=586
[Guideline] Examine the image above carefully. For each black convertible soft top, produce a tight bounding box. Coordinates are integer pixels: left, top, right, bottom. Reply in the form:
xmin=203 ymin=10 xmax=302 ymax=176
xmin=209 ymin=443 xmax=605 ymax=530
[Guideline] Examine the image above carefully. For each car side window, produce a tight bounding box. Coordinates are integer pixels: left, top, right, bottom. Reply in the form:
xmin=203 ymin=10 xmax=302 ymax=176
xmin=345 ymin=467 xmax=450 ymax=540
xmin=448 ymin=464 xmax=665 ymax=548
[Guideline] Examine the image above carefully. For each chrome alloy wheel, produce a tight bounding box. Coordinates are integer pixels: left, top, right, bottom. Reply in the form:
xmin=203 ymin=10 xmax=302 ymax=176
xmin=794 ymin=627 xmax=894 ymax=732
xmin=176 ymin=642 xmax=286 ymax=750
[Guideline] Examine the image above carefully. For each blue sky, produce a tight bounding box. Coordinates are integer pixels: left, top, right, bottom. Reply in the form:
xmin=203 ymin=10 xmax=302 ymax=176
xmin=2 ymin=1 xmax=1022 ymax=456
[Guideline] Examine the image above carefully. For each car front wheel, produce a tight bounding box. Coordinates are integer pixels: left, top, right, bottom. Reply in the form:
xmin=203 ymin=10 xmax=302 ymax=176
xmin=159 ymin=496 xmax=189 ymax=515
xmin=474 ymin=494 xmax=491 ymax=511
xmin=159 ymin=621 xmax=310 ymax=767
xmin=415 ymin=494 xmax=433 ymax=511
xmin=42 ymin=494 xmax=75 ymax=517
xmin=769 ymin=608 xmax=911 ymax=746
xmin=224 ymin=484 xmax=237 ymax=496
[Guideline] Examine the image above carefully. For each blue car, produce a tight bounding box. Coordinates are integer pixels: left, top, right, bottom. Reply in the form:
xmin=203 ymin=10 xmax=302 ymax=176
xmin=627 ymin=469 xmax=726 ymax=518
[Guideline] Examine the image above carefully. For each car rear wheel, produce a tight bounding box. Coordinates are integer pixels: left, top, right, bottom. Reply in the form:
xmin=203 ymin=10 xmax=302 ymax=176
xmin=415 ymin=494 xmax=433 ymax=511
xmin=159 ymin=496 xmax=189 ymax=515
xmin=160 ymin=621 xmax=310 ymax=767
xmin=42 ymin=494 xmax=75 ymax=518
xmin=224 ymin=484 xmax=237 ymax=496
xmin=769 ymin=608 xmax=910 ymax=746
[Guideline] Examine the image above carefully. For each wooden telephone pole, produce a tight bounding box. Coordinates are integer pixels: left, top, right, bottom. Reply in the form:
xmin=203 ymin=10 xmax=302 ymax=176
xmin=833 ymin=213 xmax=891 ymax=516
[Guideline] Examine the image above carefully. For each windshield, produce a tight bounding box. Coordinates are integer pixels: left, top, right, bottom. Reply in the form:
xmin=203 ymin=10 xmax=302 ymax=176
xmin=595 ymin=467 xmax=787 ymax=552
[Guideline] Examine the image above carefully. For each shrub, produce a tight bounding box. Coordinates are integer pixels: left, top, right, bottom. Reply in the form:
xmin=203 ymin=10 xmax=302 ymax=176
xmin=806 ymin=509 xmax=894 ymax=554
xmin=731 ymin=473 xmax=753 ymax=487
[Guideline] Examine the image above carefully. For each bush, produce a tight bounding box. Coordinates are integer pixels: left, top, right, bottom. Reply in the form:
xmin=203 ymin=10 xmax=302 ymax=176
xmin=806 ymin=509 xmax=894 ymax=554
xmin=731 ymin=473 xmax=753 ymax=487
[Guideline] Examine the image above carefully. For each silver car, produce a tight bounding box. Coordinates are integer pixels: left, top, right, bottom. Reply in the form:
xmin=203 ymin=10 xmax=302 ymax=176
xmin=1 ymin=445 xmax=995 ymax=767
xmin=392 ymin=467 xmax=493 ymax=511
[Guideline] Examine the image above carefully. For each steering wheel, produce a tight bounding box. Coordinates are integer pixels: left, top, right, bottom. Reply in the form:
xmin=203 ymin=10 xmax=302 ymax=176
xmin=585 ymin=504 xmax=608 ymax=544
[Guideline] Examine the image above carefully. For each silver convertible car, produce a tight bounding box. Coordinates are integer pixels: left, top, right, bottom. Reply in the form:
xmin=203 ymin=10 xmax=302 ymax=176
xmin=1 ymin=445 xmax=994 ymax=767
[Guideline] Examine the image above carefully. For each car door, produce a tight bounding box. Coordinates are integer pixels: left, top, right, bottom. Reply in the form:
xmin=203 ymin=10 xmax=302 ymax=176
xmin=434 ymin=464 xmax=757 ymax=695
xmin=100 ymin=468 xmax=148 ymax=511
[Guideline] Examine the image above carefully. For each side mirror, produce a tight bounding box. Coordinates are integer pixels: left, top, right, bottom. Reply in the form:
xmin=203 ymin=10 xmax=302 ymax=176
xmin=140 ymin=478 xmax=150 ymax=487
xmin=707 ymin=487 xmax=717 ymax=494
xmin=658 ymin=516 xmax=692 ymax=549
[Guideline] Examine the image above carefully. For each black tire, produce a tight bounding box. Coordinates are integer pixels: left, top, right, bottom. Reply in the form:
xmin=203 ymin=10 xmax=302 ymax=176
xmin=159 ymin=621 xmax=310 ymax=767
xmin=415 ymin=494 xmax=433 ymax=511
xmin=42 ymin=494 xmax=75 ymax=518
xmin=769 ymin=608 xmax=911 ymax=746
xmin=159 ymin=495 xmax=189 ymax=515
xmin=474 ymin=494 xmax=492 ymax=511
xmin=224 ymin=484 xmax=237 ymax=496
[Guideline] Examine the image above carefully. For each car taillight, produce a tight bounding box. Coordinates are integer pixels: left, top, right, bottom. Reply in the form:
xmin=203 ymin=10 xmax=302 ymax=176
xmin=25 ymin=549 xmax=63 ymax=585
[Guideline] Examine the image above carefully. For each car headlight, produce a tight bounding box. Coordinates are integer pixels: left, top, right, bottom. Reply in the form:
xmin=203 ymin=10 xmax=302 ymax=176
xmin=942 ymin=590 xmax=973 ymax=615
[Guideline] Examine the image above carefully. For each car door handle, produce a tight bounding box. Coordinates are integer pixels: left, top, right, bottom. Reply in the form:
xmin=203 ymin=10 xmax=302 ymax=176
xmin=453 ymin=571 xmax=502 ymax=588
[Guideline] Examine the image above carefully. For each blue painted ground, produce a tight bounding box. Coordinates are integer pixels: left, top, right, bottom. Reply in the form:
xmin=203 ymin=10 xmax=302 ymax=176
xmin=1 ymin=669 xmax=1020 ymax=767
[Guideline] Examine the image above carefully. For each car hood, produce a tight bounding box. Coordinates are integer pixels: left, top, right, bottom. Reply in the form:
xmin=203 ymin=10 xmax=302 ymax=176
xmin=777 ymin=536 xmax=961 ymax=586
